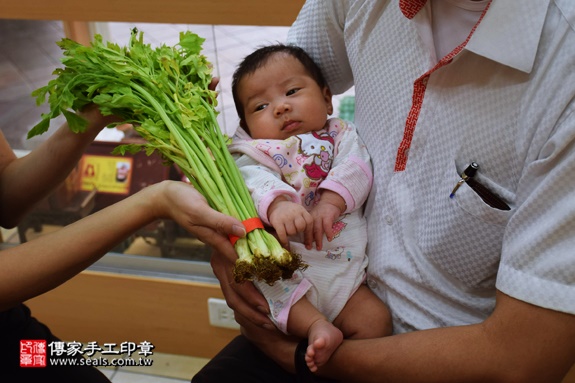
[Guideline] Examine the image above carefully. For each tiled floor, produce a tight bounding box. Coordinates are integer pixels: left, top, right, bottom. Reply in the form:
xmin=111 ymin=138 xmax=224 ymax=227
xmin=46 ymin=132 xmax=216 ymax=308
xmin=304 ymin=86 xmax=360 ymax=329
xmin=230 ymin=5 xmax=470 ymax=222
xmin=96 ymin=351 xmax=210 ymax=382
xmin=0 ymin=18 xmax=353 ymax=382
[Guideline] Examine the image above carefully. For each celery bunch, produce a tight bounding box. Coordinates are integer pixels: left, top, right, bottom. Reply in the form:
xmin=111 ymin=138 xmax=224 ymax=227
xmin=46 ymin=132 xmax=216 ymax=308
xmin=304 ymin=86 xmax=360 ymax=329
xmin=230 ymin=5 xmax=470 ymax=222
xmin=29 ymin=29 xmax=305 ymax=284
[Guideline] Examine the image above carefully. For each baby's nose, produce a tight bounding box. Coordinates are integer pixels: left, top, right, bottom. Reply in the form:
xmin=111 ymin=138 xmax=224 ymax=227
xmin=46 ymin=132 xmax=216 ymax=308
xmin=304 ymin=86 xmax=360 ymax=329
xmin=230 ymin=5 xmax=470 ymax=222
xmin=274 ymin=102 xmax=291 ymax=116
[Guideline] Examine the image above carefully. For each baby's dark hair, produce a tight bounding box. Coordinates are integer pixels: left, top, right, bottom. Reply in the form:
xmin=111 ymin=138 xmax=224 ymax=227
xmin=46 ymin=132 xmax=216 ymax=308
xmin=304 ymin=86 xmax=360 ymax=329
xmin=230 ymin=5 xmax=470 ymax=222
xmin=231 ymin=43 xmax=328 ymax=126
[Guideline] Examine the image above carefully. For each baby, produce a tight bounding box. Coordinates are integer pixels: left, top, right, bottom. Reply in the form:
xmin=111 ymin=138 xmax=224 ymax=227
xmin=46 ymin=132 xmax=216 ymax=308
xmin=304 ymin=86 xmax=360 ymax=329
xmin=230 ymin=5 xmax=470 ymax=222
xmin=228 ymin=44 xmax=392 ymax=371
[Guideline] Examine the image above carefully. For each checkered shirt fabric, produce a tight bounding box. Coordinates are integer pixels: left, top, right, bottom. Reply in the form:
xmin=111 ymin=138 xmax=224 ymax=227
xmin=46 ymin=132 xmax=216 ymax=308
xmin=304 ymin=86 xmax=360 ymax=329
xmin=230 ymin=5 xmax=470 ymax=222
xmin=288 ymin=0 xmax=575 ymax=333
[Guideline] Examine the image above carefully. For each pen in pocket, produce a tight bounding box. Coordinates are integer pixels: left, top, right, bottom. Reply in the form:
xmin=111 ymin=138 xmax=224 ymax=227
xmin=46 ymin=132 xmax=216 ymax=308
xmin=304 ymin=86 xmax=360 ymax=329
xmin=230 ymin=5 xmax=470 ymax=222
xmin=450 ymin=162 xmax=478 ymax=198
xmin=450 ymin=162 xmax=510 ymax=211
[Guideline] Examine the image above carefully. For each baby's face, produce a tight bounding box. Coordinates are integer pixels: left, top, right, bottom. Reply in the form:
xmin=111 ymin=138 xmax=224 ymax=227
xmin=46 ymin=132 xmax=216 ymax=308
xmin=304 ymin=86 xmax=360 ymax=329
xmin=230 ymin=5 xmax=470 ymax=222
xmin=237 ymin=53 xmax=333 ymax=140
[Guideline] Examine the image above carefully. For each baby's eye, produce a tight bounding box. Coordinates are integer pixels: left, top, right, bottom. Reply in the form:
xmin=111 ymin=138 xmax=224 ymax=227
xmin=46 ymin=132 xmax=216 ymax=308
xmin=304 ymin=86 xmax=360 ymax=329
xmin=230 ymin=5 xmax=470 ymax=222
xmin=286 ymin=88 xmax=300 ymax=96
xmin=255 ymin=104 xmax=268 ymax=112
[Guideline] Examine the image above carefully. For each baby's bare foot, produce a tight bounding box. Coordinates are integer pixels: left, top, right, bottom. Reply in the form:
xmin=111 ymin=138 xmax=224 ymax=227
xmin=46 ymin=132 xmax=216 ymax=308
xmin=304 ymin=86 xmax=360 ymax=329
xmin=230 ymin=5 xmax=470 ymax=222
xmin=304 ymin=319 xmax=343 ymax=372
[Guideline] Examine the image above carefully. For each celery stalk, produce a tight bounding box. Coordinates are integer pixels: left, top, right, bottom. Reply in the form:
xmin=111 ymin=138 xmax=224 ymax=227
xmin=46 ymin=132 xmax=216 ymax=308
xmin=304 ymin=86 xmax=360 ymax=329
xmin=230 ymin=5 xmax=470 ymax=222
xmin=28 ymin=28 xmax=306 ymax=284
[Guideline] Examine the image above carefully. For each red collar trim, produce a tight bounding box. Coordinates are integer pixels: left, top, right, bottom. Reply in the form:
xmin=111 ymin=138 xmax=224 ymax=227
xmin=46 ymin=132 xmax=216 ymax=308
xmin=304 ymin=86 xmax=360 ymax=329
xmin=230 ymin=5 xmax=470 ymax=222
xmin=399 ymin=0 xmax=427 ymax=19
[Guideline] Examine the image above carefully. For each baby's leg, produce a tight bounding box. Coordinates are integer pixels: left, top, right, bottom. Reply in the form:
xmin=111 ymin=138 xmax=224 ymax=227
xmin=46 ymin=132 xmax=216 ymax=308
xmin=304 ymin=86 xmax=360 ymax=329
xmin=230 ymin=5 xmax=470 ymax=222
xmin=287 ymin=297 xmax=343 ymax=372
xmin=333 ymin=284 xmax=393 ymax=339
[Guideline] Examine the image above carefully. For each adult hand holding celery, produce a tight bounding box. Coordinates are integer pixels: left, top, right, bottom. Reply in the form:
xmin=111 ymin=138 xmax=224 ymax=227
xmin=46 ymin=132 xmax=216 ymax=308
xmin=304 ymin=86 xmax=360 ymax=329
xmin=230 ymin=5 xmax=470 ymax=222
xmin=28 ymin=29 xmax=305 ymax=284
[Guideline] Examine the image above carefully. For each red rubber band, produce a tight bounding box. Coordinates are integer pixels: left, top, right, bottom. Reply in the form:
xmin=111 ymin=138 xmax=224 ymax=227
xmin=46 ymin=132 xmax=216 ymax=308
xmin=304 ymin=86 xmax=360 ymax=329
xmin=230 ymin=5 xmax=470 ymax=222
xmin=229 ymin=217 xmax=264 ymax=245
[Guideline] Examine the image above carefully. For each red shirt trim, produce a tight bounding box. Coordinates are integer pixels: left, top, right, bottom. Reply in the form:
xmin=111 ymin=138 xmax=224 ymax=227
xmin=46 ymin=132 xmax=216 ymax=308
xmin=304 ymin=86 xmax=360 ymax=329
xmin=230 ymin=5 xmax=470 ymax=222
xmin=399 ymin=0 xmax=428 ymax=19
xmin=394 ymin=1 xmax=492 ymax=172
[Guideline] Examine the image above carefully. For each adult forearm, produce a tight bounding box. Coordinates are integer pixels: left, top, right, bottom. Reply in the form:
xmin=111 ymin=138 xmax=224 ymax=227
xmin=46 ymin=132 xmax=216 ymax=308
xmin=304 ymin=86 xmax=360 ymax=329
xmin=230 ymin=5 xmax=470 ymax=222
xmin=1 ymin=118 xmax=105 ymax=227
xmin=0 ymin=183 xmax=156 ymax=310
xmin=320 ymin=293 xmax=575 ymax=383
xmin=0 ymin=180 xmax=245 ymax=311
xmin=237 ymin=305 xmax=502 ymax=382
xmin=322 ymin=325 xmax=498 ymax=383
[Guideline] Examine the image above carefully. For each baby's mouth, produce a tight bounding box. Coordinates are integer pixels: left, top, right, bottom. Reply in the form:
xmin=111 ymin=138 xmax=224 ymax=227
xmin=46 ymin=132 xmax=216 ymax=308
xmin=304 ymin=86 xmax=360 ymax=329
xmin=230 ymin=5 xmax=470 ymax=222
xmin=282 ymin=120 xmax=299 ymax=131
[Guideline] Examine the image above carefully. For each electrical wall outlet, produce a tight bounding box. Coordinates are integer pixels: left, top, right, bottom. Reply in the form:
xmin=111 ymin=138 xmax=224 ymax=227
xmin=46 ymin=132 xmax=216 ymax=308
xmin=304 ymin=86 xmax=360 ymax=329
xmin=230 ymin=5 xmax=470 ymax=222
xmin=207 ymin=298 xmax=240 ymax=329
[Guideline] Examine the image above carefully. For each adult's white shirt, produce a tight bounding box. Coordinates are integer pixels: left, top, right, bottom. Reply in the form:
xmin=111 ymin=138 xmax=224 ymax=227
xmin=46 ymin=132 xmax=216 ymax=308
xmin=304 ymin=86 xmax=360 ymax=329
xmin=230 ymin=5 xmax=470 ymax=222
xmin=288 ymin=0 xmax=575 ymax=333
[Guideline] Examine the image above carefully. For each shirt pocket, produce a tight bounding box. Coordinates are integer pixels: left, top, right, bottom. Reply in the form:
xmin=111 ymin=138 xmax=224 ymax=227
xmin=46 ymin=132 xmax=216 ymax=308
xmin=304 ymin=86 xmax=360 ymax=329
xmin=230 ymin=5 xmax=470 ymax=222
xmin=451 ymin=175 xmax=513 ymax=227
xmin=453 ymin=182 xmax=512 ymax=227
xmin=417 ymin=163 xmax=514 ymax=290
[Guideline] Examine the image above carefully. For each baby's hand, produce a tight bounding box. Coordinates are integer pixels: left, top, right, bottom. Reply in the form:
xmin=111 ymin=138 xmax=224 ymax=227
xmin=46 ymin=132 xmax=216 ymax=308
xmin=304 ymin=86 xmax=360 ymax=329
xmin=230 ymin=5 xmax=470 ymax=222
xmin=311 ymin=191 xmax=346 ymax=250
xmin=268 ymin=198 xmax=313 ymax=249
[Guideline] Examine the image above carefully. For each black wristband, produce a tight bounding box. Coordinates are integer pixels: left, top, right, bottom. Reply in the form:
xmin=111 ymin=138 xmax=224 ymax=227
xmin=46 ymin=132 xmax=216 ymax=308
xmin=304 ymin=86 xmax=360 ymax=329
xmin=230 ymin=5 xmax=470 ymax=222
xmin=294 ymin=339 xmax=316 ymax=383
